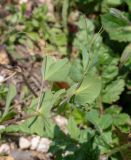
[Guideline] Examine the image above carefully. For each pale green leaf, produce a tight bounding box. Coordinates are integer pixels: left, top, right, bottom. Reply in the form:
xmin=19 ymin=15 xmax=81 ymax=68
xmin=99 ymin=114 xmax=112 ymax=130
xmin=3 ymin=84 xmax=16 ymax=117
xmin=86 ymin=109 xmax=99 ymax=126
xmin=42 ymin=56 xmax=70 ymax=82
xmin=68 ymin=116 xmax=80 ymax=140
xmin=101 ymin=9 xmax=131 ymax=42
xmin=86 ymin=109 xmax=101 ymax=132
xmin=106 ymin=0 xmax=122 ymax=6
xmin=69 ymin=59 xmax=83 ymax=82
xmin=40 ymin=90 xmax=65 ymax=118
xmin=6 ymin=95 xmax=55 ymax=138
xmin=82 ymin=47 xmax=89 ymax=71
xmin=62 ymin=0 xmax=69 ymax=28
xmin=103 ymin=79 xmax=125 ymax=103
xmin=120 ymin=43 xmax=131 ymax=66
xmin=113 ymin=113 xmax=130 ymax=126
xmin=75 ymin=74 xmax=101 ymax=104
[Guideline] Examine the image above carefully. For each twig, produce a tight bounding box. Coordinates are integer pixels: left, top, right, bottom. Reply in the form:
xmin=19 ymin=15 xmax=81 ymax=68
xmin=1 ymin=112 xmax=39 ymax=126
xmin=2 ymin=71 xmax=17 ymax=82
xmin=106 ymin=143 xmax=131 ymax=158
xmin=20 ymin=70 xmax=38 ymax=97
xmin=0 ymin=64 xmax=38 ymax=97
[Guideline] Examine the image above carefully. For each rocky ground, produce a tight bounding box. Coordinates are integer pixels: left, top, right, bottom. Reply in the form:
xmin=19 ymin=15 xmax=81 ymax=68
xmin=0 ymin=115 xmax=68 ymax=160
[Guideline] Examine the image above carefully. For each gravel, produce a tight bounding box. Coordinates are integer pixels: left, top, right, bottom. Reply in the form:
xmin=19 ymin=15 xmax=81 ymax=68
xmin=36 ymin=138 xmax=51 ymax=153
xmin=30 ymin=136 xmax=40 ymax=150
xmin=0 ymin=143 xmax=10 ymax=154
xmin=19 ymin=137 xmax=31 ymax=149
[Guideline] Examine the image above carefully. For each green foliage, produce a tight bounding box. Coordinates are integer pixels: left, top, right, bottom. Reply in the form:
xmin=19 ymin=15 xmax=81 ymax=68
xmin=3 ymin=84 xmax=16 ymax=116
xmin=74 ymin=74 xmax=101 ymax=105
xmin=101 ymin=8 xmax=131 ymax=42
xmin=102 ymin=79 xmax=125 ymax=103
xmin=68 ymin=116 xmax=80 ymax=140
xmin=0 ymin=84 xmax=7 ymax=101
xmin=0 ymin=1 xmax=131 ymax=160
xmin=42 ymin=56 xmax=71 ymax=82
xmin=120 ymin=43 xmax=131 ymax=67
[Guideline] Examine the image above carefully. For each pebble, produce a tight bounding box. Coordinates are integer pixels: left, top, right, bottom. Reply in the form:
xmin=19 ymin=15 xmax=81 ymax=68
xmin=0 ymin=75 xmax=4 ymax=85
xmin=0 ymin=143 xmax=10 ymax=154
xmin=19 ymin=137 xmax=31 ymax=149
xmin=11 ymin=150 xmax=33 ymax=160
xmin=19 ymin=0 xmax=28 ymax=4
xmin=100 ymin=155 xmax=108 ymax=160
xmin=0 ymin=125 xmax=5 ymax=130
xmin=54 ymin=115 xmax=68 ymax=128
xmin=30 ymin=136 xmax=40 ymax=150
xmin=36 ymin=138 xmax=51 ymax=153
xmin=54 ymin=115 xmax=68 ymax=133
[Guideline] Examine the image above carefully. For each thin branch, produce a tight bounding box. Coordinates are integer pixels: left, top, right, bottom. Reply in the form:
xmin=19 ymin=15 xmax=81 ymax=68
xmin=107 ymin=143 xmax=131 ymax=158
xmin=2 ymin=71 xmax=17 ymax=82
xmin=20 ymin=70 xmax=38 ymax=97
xmin=2 ymin=112 xmax=39 ymax=126
xmin=0 ymin=64 xmax=38 ymax=97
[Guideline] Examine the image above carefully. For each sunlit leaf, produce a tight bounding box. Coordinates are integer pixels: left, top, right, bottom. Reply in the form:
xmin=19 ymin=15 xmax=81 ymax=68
xmin=3 ymin=84 xmax=16 ymax=117
xmin=42 ymin=56 xmax=71 ymax=82
xmin=75 ymin=74 xmax=101 ymax=104
xmin=103 ymin=79 xmax=125 ymax=103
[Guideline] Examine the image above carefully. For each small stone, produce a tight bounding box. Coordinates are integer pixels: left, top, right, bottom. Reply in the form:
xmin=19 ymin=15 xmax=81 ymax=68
xmin=30 ymin=136 xmax=40 ymax=150
xmin=19 ymin=137 xmax=31 ymax=149
xmin=54 ymin=115 xmax=68 ymax=133
xmin=0 ymin=75 xmax=4 ymax=84
xmin=19 ymin=0 xmax=28 ymax=4
xmin=10 ymin=143 xmax=17 ymax=150
xmin=37 ymin=138 xmax=51 ymax=153
xmin=100 ymin=155 xmax=108 ymax=160
xmin=11 ymin=150 xmax=33 ymax=160
xmin=0 ymin=125 xmax=5 ymax=130
xmin=0 ymin=144 xmax=10 ymax=154
xmin=54 ymin=115 xmax=68 ymax=128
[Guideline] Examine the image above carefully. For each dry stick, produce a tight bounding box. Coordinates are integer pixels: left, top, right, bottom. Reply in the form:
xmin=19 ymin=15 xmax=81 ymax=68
xmin=0 ymin=64 xmax=15 ymax=71
xmin=14 ymin=94 xmax=33 ymax=108
xmin=2 ymin=71 xmax=17 ymax=82
xmin=15 ymin=66 xmax=38 ymax=97
xmin=0 ymin=64 xmax=38 ymax=97
xmin=20 ymin=70 xmax=38 ymax=97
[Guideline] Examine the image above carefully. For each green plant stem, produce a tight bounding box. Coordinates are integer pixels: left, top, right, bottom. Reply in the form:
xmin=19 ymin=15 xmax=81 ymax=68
xmin=36 ymin=55 xmax=47 ymax=111
xmin=107 ymin=143 xmax=131 ymax=157
xmin=76 ymin=17 xmax=104 ymax=92
xmin=75 ymin=16 xmax=91 ymax=91
xmin=1 ymin=112 xmax=39 ymax=125
xmin=62 ymin=0 xmax=69 ymax=32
